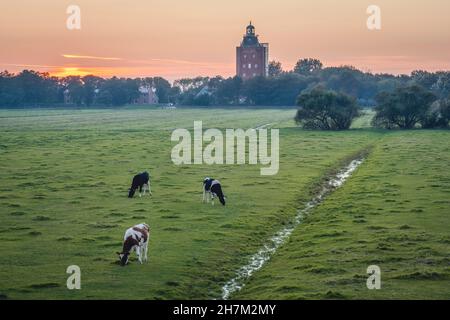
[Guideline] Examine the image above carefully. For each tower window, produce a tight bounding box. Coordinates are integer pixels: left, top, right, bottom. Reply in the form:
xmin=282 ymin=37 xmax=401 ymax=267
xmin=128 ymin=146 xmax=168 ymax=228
xmin=248 ymin=63 xmax=252 ymax=69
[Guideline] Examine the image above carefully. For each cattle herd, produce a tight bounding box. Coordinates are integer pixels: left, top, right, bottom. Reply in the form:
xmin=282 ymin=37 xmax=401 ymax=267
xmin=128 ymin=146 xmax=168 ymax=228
xmin=118 ymin=172 xmax=226 ymax=266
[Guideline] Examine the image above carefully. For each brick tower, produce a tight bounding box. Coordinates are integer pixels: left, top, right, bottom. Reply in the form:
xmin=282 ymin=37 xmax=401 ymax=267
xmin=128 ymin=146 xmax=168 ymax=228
xmin=236 ymin=22 xmax=269 ymax=80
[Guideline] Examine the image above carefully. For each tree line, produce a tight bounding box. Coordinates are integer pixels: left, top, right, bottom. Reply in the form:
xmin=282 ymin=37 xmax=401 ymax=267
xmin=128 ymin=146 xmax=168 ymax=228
xmin=0 ymin=71 xmax=175 ymax=107
xmin=291 ymin=59 xmax=449 ymax=130
xmin=1 ymin=58 xmax=450 ymax=115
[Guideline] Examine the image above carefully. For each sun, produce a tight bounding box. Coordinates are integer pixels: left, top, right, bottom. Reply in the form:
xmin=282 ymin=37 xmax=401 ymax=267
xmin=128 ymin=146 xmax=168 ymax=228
xmin=50 ymin=67 xmax=92 ymax=77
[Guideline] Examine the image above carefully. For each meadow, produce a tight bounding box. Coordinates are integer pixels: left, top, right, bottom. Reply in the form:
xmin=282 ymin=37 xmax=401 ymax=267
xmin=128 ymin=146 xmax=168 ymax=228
xmin=235 ymin=130 xmax=450 ymax=299
xmin=0 ymin=107 xmax=448 ymax=299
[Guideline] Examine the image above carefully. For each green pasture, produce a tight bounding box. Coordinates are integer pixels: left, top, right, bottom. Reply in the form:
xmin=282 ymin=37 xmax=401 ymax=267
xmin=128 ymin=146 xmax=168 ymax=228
xmin=235 ymin=130 xmax=450 ymax=299
xmin=0 ymin=107 xmax=448 ymax=299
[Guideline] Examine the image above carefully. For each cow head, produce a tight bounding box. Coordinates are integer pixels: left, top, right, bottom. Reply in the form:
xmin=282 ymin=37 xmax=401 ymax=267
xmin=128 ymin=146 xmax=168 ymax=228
xmin=116 ymin=251 xmax=130 ymax=266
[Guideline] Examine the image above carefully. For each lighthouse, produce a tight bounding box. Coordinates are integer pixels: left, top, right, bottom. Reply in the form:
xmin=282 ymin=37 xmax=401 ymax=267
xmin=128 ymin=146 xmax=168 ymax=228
xmin=236 ymin=22 xmax=269 ymax=80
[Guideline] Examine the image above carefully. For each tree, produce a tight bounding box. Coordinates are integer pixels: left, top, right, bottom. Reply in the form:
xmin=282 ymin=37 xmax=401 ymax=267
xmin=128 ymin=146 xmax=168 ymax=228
xmin=421 ymin=96 xmax=450 ymax=128
xmin=193 ymin=92 xmax=213 ymax=106
xmin=268 ymin=60 xmax=283 ymax=77
xmin=216 ymin=76 xmax=242 ymax=105
xmin=142 ymin=77 xmax=172 ymax=103
xmin=324 ymin=66 xmax=364 ymax=98
xmin=173 ymin=77 xmax=210 ymax=92
xmin=372 ymin=85 xmax=436 ymax=129
xmin=98 ymin=77 xmax=139 ymax=106
xmin=82 ymin=75 xmax=103 ymax=106
xmin=243 ymin=76 xmax=272 ymax=105
xmin=295 ymin=88 xmax=359 ymax=130
xmin=294 ymin=58 xmax=323 ymax=75
xmin=15 ymin=70 xmax=59 ymax=106
xmin=420 ymin=102 xmax=445 ymax=129
xmin=268 ymin=73 xmax=308 ymax=105
xmin=433 ymin=72 xmax=450 ymax=99
xmin=96 ymin=89 xmax=113 ymax=106
xmin=440 ymin=96 xmax=450 ymax=128
xmin=0 ymin=71 xmax=23 ymax=107
xmin=62 ymin=76 xmax=84 ymax=106
xmin=168 ymin=86 xmax=181 ymax=104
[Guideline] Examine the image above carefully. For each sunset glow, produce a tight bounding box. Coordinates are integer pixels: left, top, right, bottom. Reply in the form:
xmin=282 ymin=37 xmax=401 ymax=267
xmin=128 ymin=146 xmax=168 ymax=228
xmin=50 ymin=67 xmax=98 ymax=78
xmin=1 ymin=0 xmax=449 ymax=80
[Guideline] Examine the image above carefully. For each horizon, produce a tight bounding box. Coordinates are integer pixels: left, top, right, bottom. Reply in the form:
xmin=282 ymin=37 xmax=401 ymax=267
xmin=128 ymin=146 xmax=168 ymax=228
xmin=1 ymin=0 xmax=450 ymax=81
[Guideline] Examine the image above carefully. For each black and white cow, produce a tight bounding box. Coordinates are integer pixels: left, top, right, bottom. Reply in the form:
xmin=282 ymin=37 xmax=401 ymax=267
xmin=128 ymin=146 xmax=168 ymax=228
xmin=202 ymin=177 xmax=226 ymax=206
xmin=116 ymin=223 xmax=150 ymax=266
xmin=128 ymin=171 xmax=151 ymax=198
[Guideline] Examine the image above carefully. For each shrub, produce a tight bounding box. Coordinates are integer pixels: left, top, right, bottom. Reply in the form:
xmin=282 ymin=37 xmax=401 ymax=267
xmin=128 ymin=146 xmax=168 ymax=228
xmin=372 ymin=85 xmax=436 ymax=129
xmin=295 ymin=88 xmax=359 ymax=130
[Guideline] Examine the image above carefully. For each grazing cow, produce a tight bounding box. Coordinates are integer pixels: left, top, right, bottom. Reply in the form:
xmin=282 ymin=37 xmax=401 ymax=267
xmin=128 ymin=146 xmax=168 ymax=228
xmin=128 ymin=171 xmax=152 ymax=198
xmin=116 ymin=223 xmax=150 ymax=266
xmin=202 ymin=177 xmax=226 ymax=206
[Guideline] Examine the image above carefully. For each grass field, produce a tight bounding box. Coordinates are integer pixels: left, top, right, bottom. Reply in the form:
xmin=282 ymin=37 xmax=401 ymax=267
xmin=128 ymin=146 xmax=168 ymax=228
xmin=0 ymin=107 xmax=448 ymax=300
xmin=235 ymin=130 xmax=450 ymax=299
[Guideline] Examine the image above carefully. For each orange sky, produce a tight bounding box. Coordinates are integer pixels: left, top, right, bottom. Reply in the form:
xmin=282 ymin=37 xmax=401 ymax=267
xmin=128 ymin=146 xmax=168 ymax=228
xmin=1 ymin=0 xmax=449 ymax=80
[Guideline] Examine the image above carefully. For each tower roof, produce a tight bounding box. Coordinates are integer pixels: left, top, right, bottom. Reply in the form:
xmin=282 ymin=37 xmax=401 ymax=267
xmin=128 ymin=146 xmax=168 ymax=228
xmin=246 ymin=21 xmax=255 ymax=33
xmin=242 ymin=21 xmax=259 ymax=47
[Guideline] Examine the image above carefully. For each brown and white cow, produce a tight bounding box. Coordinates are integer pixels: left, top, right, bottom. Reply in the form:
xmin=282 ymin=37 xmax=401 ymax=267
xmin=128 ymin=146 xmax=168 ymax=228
xmin=116 ymin=223 xmax=150 ymax=266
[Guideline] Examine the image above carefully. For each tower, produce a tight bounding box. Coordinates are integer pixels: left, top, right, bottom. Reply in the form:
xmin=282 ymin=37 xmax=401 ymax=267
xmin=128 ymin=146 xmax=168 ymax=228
xmin=236 ymin=22 xmax=269 ymax=80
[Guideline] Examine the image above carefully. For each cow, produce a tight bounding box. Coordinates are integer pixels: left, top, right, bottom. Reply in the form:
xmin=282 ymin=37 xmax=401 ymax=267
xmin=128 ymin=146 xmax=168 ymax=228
xmin=128 ymin=171 xmax=151 ymax=198
xmin=202 ymin=177 xmax=226 ymax=206
xmin=116 ymin=223 xmax=150 ymax=266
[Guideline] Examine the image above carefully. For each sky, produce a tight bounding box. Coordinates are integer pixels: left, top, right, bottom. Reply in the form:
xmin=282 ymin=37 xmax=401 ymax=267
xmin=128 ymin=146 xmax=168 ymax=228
xmin=1 ymin=0 xmax=449 ymax=80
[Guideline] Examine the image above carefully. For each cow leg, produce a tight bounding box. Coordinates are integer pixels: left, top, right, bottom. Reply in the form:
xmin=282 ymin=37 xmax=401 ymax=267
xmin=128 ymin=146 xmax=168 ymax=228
xmin=144 ymin=241 xmax=149 ymax=262
xmin=136 ymin=246 xmax=142 ymax=264
xmin=148 ymin=182 xmax=152 ymax=196
xmin=202 ymin=188 xmax=206 ymax=203
xmin=139 ymin=185 xmax=143 ymax=198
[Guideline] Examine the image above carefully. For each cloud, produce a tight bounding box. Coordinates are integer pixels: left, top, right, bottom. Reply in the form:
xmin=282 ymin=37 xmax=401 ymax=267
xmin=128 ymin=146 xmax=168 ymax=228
xmin=62 ymin=54 xmax=122 ymax=61
xmin=3 ymin=63 xmax=61 ymax=69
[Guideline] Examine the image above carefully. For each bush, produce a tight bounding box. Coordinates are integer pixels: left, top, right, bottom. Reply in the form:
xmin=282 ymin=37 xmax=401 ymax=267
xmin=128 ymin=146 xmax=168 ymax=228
xmin=295 ymin=88 xmax=359 ymax=130
xmin=372 ymin=85 xmax=436 ymax=129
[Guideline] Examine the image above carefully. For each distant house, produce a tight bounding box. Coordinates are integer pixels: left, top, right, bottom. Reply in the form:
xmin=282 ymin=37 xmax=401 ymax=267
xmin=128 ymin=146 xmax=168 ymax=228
xmin=135 ymin=86 xmax=159 ymax=105
xmin=195 ymin=85 xmax=212 ymax=99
